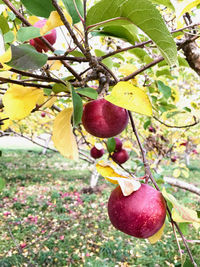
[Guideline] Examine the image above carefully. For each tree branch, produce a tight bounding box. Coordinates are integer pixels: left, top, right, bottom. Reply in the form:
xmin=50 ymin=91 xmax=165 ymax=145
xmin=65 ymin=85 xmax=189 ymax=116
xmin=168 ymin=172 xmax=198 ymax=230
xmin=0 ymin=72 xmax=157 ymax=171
xmin=153 ymin=116 xmax=200 ymax=129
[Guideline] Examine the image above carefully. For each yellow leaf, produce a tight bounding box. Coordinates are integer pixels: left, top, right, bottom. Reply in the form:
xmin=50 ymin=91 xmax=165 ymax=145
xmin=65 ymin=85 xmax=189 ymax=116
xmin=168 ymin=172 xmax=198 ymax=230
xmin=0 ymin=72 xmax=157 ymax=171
xmin=28 ymin=16 xmax=39 ymax=25
xmin=119 ymin=64 xmax=138 ymax=85
xmin=162 ymin=188 xmax=200 ymax=229
xmin=176 ymin=0 xmax=200 ymax=20
xmin=0 ymin=48 xmax=12 ymax=70
xmin=42 ymin=96 xmax=57 ymax=108
xmin=105 ymin=81 xmax=152 ymax=116
xmin=2 ymin=85 xmax=43 ymax=120
xmin=96 ymin=161 xmax=141 ymax=196
xmin=52 ymin=108 xmax=79 ymax=160
xmin=0 ymin=112 xmax=11 ymax=131
xmin=48 ymin=60 xmax=63 ymax=71
xmin=148 ymin=223 xmax=165 ymax=244
xmin=173 ymin=168 xmax=181 ymax=178
xmin=40 ymin=11 xmax=72 ymax=36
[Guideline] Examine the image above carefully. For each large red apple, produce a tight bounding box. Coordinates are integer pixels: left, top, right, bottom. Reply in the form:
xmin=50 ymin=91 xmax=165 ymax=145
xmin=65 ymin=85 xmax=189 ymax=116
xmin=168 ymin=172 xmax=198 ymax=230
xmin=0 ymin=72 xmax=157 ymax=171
xmin=108 ymin=184 xmax=166 ymax=238
xmin=30 ymin=19 xmax=57 ymax=52
xmin=82 ymin=99 xmax=128 ymax=138
xmin=112 ymin=149 xmax=129 ymax=164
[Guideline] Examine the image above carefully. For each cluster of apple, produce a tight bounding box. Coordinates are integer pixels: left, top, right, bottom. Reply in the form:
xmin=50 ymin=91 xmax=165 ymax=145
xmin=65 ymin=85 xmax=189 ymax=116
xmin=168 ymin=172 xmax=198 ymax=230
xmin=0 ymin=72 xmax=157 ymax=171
xmin=90 ymin=137 xmax=129 ymax=164
xmin=82 ymin=98 xmax=166 ymax=239
xmin=81 ymin=98 xmax=130 ymax=164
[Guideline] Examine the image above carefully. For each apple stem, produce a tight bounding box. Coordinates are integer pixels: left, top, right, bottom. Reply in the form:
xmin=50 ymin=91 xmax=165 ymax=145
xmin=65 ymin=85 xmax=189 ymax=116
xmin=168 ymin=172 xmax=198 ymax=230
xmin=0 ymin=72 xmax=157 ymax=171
xmin=128 ymin=111 xmax=197 ymax=267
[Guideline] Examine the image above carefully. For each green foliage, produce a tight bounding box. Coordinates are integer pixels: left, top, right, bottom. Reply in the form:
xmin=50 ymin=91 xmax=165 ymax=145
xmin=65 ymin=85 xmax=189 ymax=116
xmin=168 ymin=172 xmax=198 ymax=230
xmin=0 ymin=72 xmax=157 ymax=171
xmin=71 ymin=87 xmax=83 ymax=126
xmin=76 ymin=87 xmax=98 ymax=100
xmin=21 ymin=0 xmax=55 ymax=18
xmin=157 ymin=80 xmax=172 ymax=99
xmin=0 ymin=150 xmax=199 ymax=266
xmin=107 ymin=138 xmax=116 ymax=153
xmin=16 ymin=26 xmax=41 ymax=42
xmin=7 ymin=44 xmax=48 ymax=70
xmin=87 ymin=0 xmax=177 ymax=66
xmin=0 ymin=15 xmax=10 ymax=34
xmin=62 ymin=0 xmax=84 ymax=24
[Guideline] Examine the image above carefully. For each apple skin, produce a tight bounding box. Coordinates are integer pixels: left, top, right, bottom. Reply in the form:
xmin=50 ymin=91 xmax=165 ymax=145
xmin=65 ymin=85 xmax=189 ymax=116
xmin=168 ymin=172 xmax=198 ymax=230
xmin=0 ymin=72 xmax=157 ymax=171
xmin=112 ymin=149 xmax=129 ymax=164
xmin=90 ymin=146 xmax=104 ymax=159
xmin=30 ymin=19 xmax=57 ymax=52
xmin=114 ymin=137 xmax=123 ymax=152
xmin=171 ymin=156 xmax=177 ymax=162
xmin=41 ymin=112 xmax=46 ymax=118
xmin=108 ymin=184 xmax=166 ymax=238
xmin=82 ymin=99 xmax=129 ymax=138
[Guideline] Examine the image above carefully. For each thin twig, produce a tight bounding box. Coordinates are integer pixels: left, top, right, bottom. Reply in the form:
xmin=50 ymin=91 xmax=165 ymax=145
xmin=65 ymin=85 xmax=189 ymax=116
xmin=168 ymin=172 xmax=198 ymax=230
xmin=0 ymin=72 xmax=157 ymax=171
xmin=153 ymin=116 xmax=199 ymax=128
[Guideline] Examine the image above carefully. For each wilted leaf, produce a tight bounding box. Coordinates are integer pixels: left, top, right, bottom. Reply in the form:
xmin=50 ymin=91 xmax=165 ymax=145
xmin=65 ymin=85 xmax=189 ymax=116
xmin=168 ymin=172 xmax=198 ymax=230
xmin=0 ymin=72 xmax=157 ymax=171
xmin=105 ymin=81 xmax=152 ymax=116
xmin=40 ymin=11 xmax=72 ymax=36
xmin=148 ymin=223 xmax=165 ymax=244
xmin=52 ymin=108 xmax=79 ymax=160
xmin=96 ymin=161 xmax=141 ymax=196
xmin=162 ymin=187 xmax=200 ymax=229
xmin=2 ymin=85 xmax=43 ymax=120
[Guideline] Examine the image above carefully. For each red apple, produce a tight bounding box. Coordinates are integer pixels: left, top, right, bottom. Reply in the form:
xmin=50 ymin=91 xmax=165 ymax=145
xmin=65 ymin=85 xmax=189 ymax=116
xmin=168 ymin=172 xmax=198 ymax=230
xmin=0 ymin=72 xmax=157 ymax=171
xmin=171 ymin=156 xmax=177 ymax=162
xmin=148 ymin=126 xmax=156 ymax=133
xmin=41 ymin=112 xmax=46 ymax=118
xmin=180 ymin=141 xmax=187 ymax=146
xmin=90 ymin=146 xmax=104 ymax=159
xmin=30 ymin=19 xmax=57 ymax=52
xmin=108 ymin=184 xmax=166 ymax=238
xmin=82 ymin=99 xmax=128 ymax=138
xmin=192 ymin=149 xmax=198 ymax=154
xmin=112 ymin=149 xmax=129 ymax=164
xmin=114 ymin=137 xmax=123 ymax=152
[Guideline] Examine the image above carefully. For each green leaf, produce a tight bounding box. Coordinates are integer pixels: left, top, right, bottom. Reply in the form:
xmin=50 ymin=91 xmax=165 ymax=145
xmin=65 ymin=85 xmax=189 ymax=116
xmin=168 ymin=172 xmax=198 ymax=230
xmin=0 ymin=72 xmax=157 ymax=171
xmin=93 ymin=24 xmax=139 ymax=45
xmin=87 ymin=0 xmax=177 ymax=66
xmin=157 ymin=80 xmax=171 ymax=99
xmin=62 ymin=0 xmax=84 ymax=24
xmin=7 ymin=44 xmax=48 ymax=71
xmin=21 ymin=0 xmax=55 ymax=18
xmin=107 ymin=138 xmax=116 ymax=153
xmin=71 ymin=87 xmax=83 ymax=126
xmin=4 ymin=31 xmax=15 ymax=44
xmin=150 ymin=0 xmax=175 ymax=10
xmin=43 ymin=88 xmax=52 ymax=96
xmin=179 ymin=222 xmax=189 ymax=235
xmin=129 ymin=48 xmax=153 ymax=63
xmin=0 ymin=15 xmax=9 ymax=34
xmin=94 ymin=49 xmax=113 ymax=69
xmin=183 ymin=258 xmax=194 ymax=267
xmin=143 ymin=119 xmax=151 ymax=130
xmin=0 ymin=178 xmax=5 ymax=191
xmin=52 ymin=82 xmax=71 ymax=93
xmin=156 ymin=67 xmax=172 ymax=78
xmin=76 ymin=87 xmax=98 ymax=100
xmin=17 ymin=27 xmax=41 ymax=43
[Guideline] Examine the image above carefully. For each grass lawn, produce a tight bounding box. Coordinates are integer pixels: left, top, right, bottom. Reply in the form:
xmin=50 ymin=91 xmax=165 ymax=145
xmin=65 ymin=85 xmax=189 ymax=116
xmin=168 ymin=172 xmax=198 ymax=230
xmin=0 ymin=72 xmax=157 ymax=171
xmin=0 ymin=150 xmax=199 ymax=267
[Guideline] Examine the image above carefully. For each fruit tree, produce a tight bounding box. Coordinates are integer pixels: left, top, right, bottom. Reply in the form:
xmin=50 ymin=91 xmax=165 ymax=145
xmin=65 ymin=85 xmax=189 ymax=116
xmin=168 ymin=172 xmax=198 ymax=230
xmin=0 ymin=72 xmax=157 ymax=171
xmin=0 ymin=0 xmax=200 ymax=266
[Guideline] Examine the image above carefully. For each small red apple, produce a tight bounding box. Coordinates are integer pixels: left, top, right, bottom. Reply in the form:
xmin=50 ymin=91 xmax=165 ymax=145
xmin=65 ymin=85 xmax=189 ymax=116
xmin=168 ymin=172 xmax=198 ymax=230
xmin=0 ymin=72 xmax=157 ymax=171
xmin=192 ymin=149 xmax=198 ymax=154
xmin=108 ymin=184 xmax=166 ymax=238
xmin=41 ymin=112 xmax=46 ymax=118
xmin=82 ymin=99 xmax=128 ymax=138
xmin=30 ymin=19 xmax=57 ymax=52
xmin=171 ymin=156 xmax=177 ymax=162
xmin=90 ymin=146 xmax=104 ymax=159
xmin=180 ymin=141 xmax=187 ymax=146
xmin=112 ymin=149 xmax=129 ymax=164
xmin=148 ymin=126 xmax=156 ymax=133
xmin=114 ymin=137 xmax=123 ymax=152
